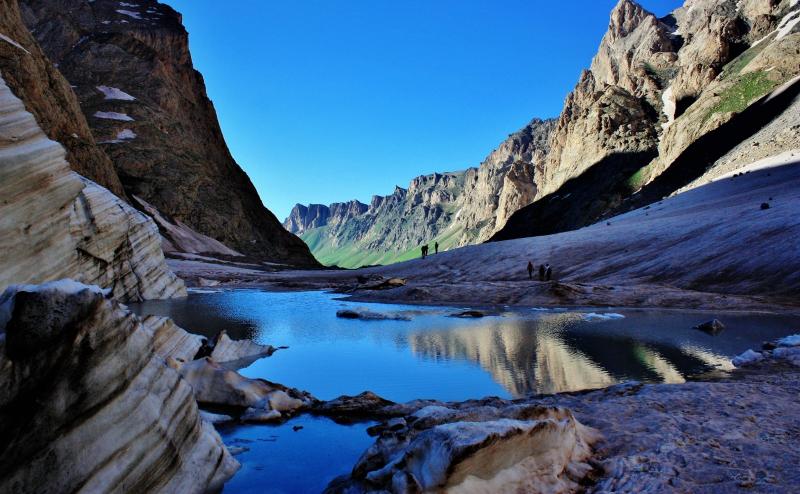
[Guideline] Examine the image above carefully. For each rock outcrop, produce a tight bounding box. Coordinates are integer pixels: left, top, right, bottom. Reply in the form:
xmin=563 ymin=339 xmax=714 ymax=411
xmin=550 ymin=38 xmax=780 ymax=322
xmin=495 ymin=0 xmax=800 ymax=241
xmin=178 ymin=357 xmax=314 ymax=423
xmin=0 ymin=69 xmax=184 ymax=301
xmin=325 ymin=405 xmax=600 ymax=493
xmin=286 ymin=119 xmax=555 ymax=267
xmin=0 ymin=281 xmax=238 ymax=493
xmin=20 ymin=0 xmax=318 ymax=266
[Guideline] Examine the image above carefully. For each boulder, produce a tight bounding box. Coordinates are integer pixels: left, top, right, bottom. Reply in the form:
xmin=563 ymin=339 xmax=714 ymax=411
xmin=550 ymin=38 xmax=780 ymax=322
xmin=450 ymin=310 xmax=486 ymax=318
xmin=179 ymin=357 xmax=314 ymax=420
xmin=210 ymin=330 xmax=276 ymax=368
xmin=326 ymin=406 xmax=600 ymax=494
xmin=0 ymin=281 xmax=238 ymax=493
xmin=694 ymin=319 xmax=725 ymax=335
xmin=336 ymin=309 xmax=411 ymax=321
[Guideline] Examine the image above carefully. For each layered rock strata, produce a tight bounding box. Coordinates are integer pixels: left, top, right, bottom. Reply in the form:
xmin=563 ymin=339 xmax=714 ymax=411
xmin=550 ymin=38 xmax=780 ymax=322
xmin=0 ymin=0 xmax=124 ymax=196
xmin=325 ymin=405 xmax=600 ymax=493
xmin=0 ymin=281 xmax=238 ymax=493
xmin=0 ymin=70 xmax=184 ymax=301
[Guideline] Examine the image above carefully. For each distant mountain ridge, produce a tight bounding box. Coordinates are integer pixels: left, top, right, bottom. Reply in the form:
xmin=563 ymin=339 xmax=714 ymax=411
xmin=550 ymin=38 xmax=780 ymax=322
xmin=285 ymin=118 xmax=556 ymax=267
xmin=288 ymin=0 xmax=800 ymax=266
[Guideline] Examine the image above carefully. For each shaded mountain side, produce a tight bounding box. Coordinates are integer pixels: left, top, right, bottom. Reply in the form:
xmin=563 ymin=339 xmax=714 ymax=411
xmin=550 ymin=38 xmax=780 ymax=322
xmin=20 ymin=0 xmax=318 ymax=267
xmin=0 ymin=0 xmax=124 ymax=196
xmin=286 ymin=118 xmax=556 ymax=268
xmin=491 ymin=150 xmax=656 ymax=241
xmin=494 ymin=0 xmax=800 ymax=242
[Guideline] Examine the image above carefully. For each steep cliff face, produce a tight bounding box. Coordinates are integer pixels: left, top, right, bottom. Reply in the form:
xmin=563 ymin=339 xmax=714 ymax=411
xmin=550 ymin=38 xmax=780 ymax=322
xmin=0 ymin=0 xmax=124 ymax=196
xmin=0 ymin=68 xmax=184 ymax=301
xmin=20 ymin=0 xmax=318 ymax=266
xmin=495 ymin=0 xmax=800 ymax=241
xmin=0 ymin=281 xmax=238 ymax=493
xmin=287 ymin=119 xmax=555 ymax=267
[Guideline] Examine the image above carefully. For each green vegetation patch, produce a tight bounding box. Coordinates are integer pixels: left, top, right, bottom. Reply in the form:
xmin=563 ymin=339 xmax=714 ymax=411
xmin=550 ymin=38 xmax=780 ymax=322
xmin=709 ymin=70 xmax=779 ymax=116
xmin=720 ymin=37 xmax=772 ymax=80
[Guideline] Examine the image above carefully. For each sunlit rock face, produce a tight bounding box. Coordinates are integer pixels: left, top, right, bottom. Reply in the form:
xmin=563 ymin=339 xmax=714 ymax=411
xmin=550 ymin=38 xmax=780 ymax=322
xmin=0 ymin=71 xmax=184 ymax=301
xmin=325 ymin=405 xmax=600 ymax=494
xmin=0 ymin=281 xmax=238 ymax=493
xmin=20 ymin=0 xmax=318 ymax=266
xmin=496 ymin=0 xmax=800 ymax=241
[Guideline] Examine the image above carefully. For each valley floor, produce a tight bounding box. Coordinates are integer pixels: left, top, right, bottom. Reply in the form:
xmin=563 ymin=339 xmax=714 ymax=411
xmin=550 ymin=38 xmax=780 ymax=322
xmin=169 ymin=159 xmax=800 ymax=313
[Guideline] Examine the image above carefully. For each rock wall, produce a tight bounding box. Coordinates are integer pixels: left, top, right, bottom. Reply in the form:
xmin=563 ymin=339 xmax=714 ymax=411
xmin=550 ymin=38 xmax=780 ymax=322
xmin=0 ymin=0 xmax=124 ymax=196
xmin=496 ymin=0 xmax=800 ymax=241
xmin=0 ymin=281 xmax=238 ymax=493
xmin=0 ymin=69 xmax=185 ymax=301
xmin=20 ymin=0 xmax=318 ymax=266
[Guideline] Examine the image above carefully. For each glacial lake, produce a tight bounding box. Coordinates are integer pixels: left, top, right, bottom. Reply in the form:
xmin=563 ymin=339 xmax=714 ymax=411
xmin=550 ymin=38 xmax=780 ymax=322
xmin=130 ymin=289 xmax=799 ymax=493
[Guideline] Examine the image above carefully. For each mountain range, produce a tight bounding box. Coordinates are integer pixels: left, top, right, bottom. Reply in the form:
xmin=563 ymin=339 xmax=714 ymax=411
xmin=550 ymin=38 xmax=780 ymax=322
xmin=286 ymin=0 xmax=800 ymax=268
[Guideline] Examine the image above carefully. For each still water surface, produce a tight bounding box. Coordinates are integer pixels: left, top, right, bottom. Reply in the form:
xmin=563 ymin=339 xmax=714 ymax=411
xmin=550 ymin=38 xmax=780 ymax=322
xmin=130 ymin=289 xmax=798 ymax=493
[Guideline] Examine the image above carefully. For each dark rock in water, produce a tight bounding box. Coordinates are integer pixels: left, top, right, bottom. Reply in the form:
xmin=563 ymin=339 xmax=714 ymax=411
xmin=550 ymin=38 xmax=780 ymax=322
xmin=450 ymin=310 xmax=486 ymax=318
xmin=760 ymin=202 xmax=770 ymax=210
xmin=762 ymin=341 xmax=777 ymax=351
xmin=314 ymin=392 xmax=397 ymax=423
xmin=336 ymin=310 xmax=361 ymax=319
xmin=292 ymin=425 xmax=304 ymax=432
xmin=360 ymin=277 xmax=407 ymax=290
xmin=335 ymin=309 xmax=411 ymax=321
xmin=694 ymin=319 xmax=725 ymax=335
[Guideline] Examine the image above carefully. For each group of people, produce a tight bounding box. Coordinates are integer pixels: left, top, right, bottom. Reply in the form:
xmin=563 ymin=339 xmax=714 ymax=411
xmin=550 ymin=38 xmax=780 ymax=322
xmin=527 ymin=261 xmax=552 ymax=281
xmin=420 ymin=242 xmax=439 ymax=258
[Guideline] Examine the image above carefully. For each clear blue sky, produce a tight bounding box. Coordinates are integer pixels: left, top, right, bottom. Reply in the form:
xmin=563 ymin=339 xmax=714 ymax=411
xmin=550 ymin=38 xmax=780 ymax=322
xmin=168 ymin=0 xmax=683 ymax=220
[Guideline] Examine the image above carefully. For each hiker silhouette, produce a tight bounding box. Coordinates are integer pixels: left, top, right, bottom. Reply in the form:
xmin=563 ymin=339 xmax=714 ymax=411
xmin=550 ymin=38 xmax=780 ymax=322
xmin=527 ymin=261 xmax=534 ymax=280
xmin=421 ymin=244 xmax=428 ymax=259
xmin=538 ymin=264 xmax=545 ymax=281
xmin=545 ymin=264 xmax=552 ymax=281
xmin=434 ymin=242 xmax=439 ymax=254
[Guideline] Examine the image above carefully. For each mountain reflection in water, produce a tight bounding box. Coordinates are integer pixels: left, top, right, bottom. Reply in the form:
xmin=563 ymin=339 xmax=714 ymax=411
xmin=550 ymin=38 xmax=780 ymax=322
xmin=130 ymin=290 xmax=795 ymax=401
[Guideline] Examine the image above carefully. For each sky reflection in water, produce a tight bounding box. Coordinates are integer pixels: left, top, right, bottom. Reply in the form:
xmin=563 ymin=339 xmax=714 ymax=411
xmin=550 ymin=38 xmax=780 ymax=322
xmin=131 ymin=289 xmax=797 ymax=402
xmin=130 ymin=289 xmax=798 ymax=493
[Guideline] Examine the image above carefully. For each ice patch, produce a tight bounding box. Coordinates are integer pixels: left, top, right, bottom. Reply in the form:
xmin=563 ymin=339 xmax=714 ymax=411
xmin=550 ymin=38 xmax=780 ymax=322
xmin=777 ymin=334 xmax=800 ymax=347
xmin=99 ymin=128 xmax=136 ymax=144
xmin=732 ymin=349 xmax=764 ymax=367
xmin=777 ymin=10 xmax=800 ymax=40
xmin=116 ymin=9 xmax=142 ymax=19
xmin=0 ymin=32 xmax=30 ymax=54
xmin=97 ymin=85 xmax=135 ymax=101
xmin=93 ymin=111 xmax=134 ymax=121
xmin=583 ymin=312 xmax=625 ymax=321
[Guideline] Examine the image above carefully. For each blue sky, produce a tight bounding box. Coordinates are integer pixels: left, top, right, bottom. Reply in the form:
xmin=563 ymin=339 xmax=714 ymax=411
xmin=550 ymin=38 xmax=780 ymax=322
xmin=168 ymin=0 xmax=684 ymax=220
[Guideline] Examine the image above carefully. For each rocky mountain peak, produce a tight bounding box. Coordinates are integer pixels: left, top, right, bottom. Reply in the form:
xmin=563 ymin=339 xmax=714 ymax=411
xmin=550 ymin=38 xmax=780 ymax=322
xmin=608 ymin=0 xmax=653 ymax=38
